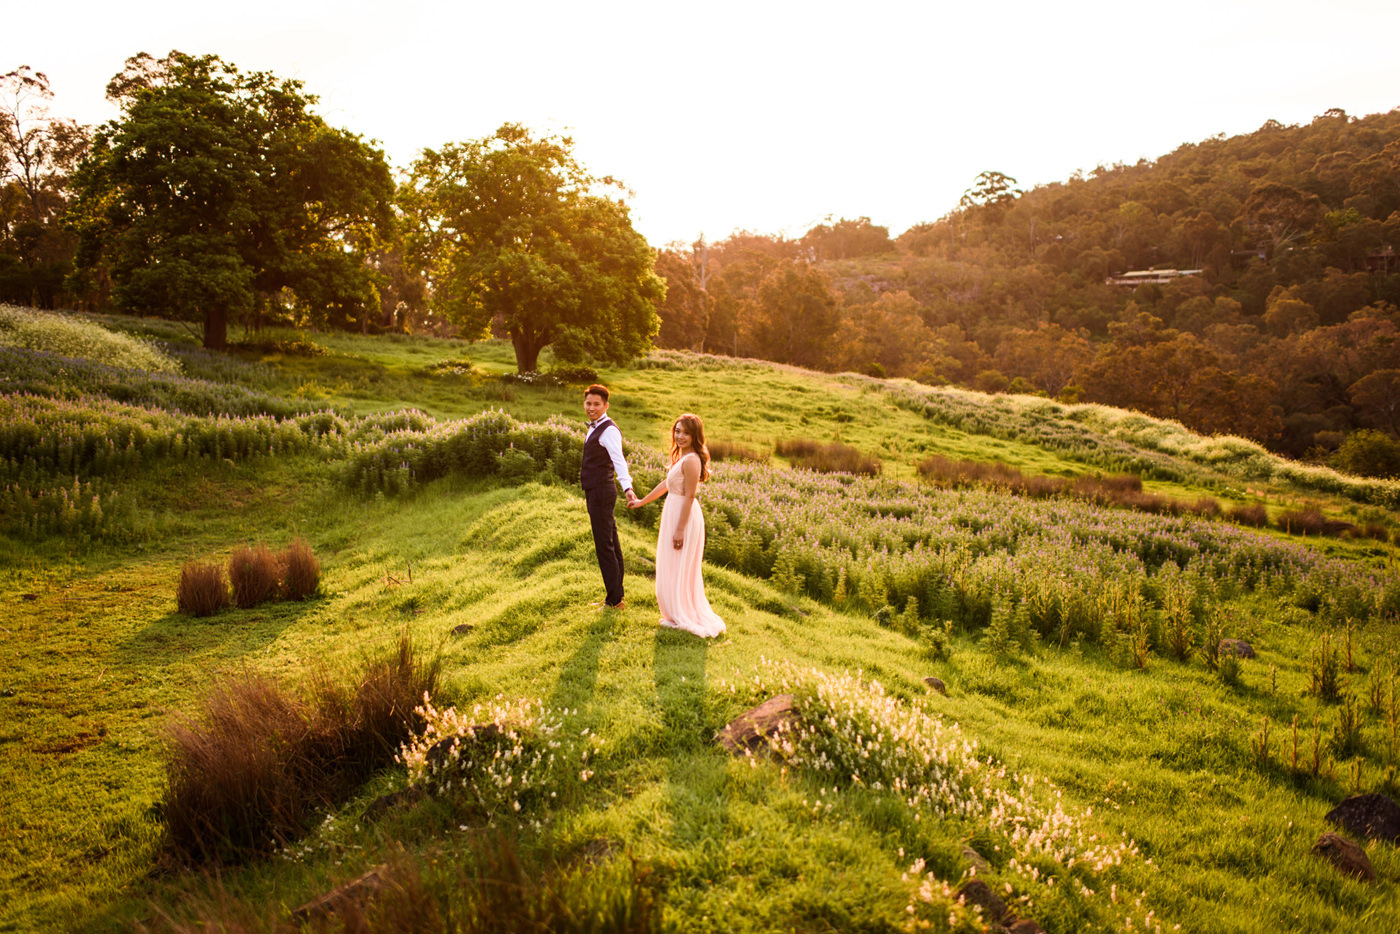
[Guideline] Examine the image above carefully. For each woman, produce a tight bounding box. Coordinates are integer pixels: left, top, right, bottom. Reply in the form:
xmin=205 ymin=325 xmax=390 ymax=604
xmin=629 ymin=413 xmax=726 ymax=638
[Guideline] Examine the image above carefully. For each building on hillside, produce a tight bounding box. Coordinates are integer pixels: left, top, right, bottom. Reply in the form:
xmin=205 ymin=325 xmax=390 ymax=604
xmin=1366 ymin=246 xmax=1396 ymax=275
xmin=1105 ymin=268 xmax=1204 ymax=286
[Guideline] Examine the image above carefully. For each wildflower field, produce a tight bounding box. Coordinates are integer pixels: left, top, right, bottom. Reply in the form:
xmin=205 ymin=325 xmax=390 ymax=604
xmin=2 ymin=307 xmax=1399 ymax=932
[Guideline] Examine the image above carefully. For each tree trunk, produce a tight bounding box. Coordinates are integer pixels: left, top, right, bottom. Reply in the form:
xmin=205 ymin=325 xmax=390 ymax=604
xmin=204 ymin=308 xmax=228 ymax=350
xmin=511 ymin=329 xmax=545 ymax=373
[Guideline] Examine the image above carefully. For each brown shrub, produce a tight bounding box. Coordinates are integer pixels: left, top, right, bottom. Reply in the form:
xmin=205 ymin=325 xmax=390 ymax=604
xmin=177 ymin=561 xmax=230 ymax=617
xmin=1276 ymin=508 xmax=1356 ymax=538
xmin=279 ymin=537 xmax=320 ymax=601
xmin=229 ymin=544 xmax=280 ymax=609
xmin=774 ymin=437 xmax=821 ymax=458
xmin=1360 ymin=522 xmax=1393 ymax=542
xmin=778 ymin=438 xmax=880 ymax=476
xmin=161 ymin=635 xmax=440 ymax=866
xmin=1228 ymin=503 xmax=1269 ymax=527
xmin=708 ymin=439 xmax=769 ymax=463
xmin=1097 ymin=474 xmax=1143 ymax=494
xmin=1187 ymin=497 xmax=1222 ymax=518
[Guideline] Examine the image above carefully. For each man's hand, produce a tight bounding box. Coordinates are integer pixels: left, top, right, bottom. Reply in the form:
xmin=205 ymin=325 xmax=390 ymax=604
xmin=625 ymin=488 xmax=638 ymax=507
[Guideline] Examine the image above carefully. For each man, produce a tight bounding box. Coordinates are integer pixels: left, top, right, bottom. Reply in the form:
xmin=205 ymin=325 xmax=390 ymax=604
xmin=580 ymin=384 xmax=636 ymax=608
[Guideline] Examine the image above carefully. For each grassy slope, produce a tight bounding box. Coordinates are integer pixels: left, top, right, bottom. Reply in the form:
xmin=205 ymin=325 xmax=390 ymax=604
xmin=3 ymin=322 xmax=1399 ymax=932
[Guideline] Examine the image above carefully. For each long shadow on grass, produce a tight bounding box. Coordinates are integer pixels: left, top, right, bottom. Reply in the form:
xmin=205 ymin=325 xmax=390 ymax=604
xmin=653 ymin=631 xmax=731 ymax=851
xmin=545 ymin=609 xmax=618 ymax=711
xmin=115 ymin=599 xmax=319 ymax=668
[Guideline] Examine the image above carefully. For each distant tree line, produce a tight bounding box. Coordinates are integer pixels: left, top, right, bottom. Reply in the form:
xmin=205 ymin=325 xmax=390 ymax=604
xmin=650 ymin=111 xmax=1400 ymax=473
xmin=2 ymin=53 xmax=659 ymax=363
xmin=4 ymin=56 xmax=1397 ymax=473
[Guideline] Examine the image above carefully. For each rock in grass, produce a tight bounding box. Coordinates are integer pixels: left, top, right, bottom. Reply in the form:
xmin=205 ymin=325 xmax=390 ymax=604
xmin=955 ymin=879 xmax=1010 ymax=924
xmin=1310 ymin=832 xmax=1376 ymax=883
xmin=361 ymin=786 xmax=427 ymax=824
xmin=1325 ymin=792 xmax=1400 ymax=844
xmin=1007 ymin=920 xmax=1048 ymax=934
xmin=923 ymin=676 xmax=947 ymax=696
xmin=715 ymin=694 xmax=797 ymax=754
xmin=451 ymin=623 xmax=473 ymax=636
xmin=959 ymin=845 xmax=990 ymax=875
xmin=1218 ymin=638 xmax=1255 ymax=658
xmin=291 ymin=864 xmax=391 ymax=922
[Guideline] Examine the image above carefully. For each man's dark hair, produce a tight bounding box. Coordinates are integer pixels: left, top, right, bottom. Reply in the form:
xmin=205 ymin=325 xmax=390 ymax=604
xmin=585 ymin=383 xmax=609 ymax=402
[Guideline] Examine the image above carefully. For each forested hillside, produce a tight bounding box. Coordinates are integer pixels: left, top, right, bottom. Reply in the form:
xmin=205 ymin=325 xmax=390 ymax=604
xmin=652 ymin=108 xmax=1400 ymax=468
xmin=4 ymin=58 xmax=1397 ymax=475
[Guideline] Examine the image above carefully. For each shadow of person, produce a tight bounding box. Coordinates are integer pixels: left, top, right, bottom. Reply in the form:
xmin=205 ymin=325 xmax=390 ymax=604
xmin=652 ymin=629 xmax=730 ymax=848
xmin=545 ymin=607 xmax=618 ymax=713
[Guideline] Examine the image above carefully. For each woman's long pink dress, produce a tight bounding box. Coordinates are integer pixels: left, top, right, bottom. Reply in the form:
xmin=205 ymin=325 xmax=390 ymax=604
xmin=655 ymin=453 xmax=726 ymax=638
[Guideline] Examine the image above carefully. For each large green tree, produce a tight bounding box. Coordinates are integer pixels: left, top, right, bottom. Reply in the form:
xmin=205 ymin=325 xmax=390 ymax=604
xmin=401 ymin=123 xmax=662 ymax=372
xmin=68 ymin=52 xmax=393 ymax=348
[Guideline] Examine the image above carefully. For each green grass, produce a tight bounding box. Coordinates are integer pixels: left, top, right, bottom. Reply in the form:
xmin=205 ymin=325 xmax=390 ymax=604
xmin=3 ymin=313 xmax=1399 ymax=932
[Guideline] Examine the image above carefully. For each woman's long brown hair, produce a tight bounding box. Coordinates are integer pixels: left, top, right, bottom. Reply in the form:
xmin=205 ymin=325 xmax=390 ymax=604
xmin=669 ymin=413 xmax=711 ymax=481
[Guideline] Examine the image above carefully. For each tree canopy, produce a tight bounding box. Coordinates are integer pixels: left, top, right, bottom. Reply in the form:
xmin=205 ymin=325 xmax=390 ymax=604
xmin=68 ymin=52 xmax=394 ymax=348
xmin=0 ymin=66 xmax=87 ymax=308
xmin=401 ymin=123 xmax=663 ymax=372
xmin=650 ymin=109 xmax=1400 ymax=468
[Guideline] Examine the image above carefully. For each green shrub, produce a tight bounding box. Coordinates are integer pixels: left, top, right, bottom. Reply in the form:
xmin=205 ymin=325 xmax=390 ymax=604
xmin=1332 ymin=692 xmax=1364 ymax=758
xmin=1331 ymin=429 xmax=1400 ymax=479
xmin=1218 ymin=651 xmax=1243 ymax=687
xmin=1309 ymin=634 xmax=1342 ymax=702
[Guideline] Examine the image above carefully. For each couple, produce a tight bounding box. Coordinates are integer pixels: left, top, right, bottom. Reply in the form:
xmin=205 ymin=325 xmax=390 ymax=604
xmin=581 ymin=384 xmax=725 ymax=639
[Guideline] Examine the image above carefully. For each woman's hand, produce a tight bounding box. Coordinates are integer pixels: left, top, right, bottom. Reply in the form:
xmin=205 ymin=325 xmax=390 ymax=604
xmin=672 ymin=529 xmax=684 ymax=549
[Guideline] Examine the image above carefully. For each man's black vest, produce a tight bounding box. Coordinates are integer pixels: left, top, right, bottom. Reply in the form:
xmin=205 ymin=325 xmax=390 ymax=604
xmin=580 ymin=417 xmax=617 ymax=491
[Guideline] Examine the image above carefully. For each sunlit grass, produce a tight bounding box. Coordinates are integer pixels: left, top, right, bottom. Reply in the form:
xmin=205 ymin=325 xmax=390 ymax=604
xmin=4 ymin=312 xmax=1399 ymax=932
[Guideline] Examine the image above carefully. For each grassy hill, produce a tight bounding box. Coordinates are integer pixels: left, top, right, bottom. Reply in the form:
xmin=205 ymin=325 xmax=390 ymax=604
xmin=3 ymin=309 xmax=1399 ymax=932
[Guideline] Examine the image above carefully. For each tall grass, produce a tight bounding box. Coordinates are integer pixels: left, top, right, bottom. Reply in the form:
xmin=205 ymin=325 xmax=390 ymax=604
xmin=858 ymin=375 xmax=1400 ymax=509
xmin=228 ymin=544 xmax=281 ymax=609
xmin=139 ymin=835 xmax=662 ymax=934
xmin=775 ymin=437 xmax=881 ymax=476
xmin=160 ymin=636 xmax=439 ymax=865
xmin=281 ymin=537 xmax=320 ymax=600
xmin=0 ymin=303 xmax=180 ymax=374
xmin=177 ymin=561 xmax=230 ymax=617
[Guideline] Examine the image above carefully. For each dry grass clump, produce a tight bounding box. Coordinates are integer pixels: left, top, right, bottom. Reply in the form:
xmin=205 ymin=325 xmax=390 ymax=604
xmin=160 ymin=635 xmax=439 ymax=865
xmin=1227 ymin=503 xmax=1269 ymax=527
xmin=776 ymin=438 xmax=880 ymax=476
xmin=178 ymin=539 xmax=322 ymax=616
xmin=917 ymin=454 xmax=1247 ymax=524
xmin=177 ymin=561 xmax=230 ymax=617
xmin=229 ymin=544 xmax=281 ymax=608
xmin=139 ymin=834 xmax=662 ymax=933
xmin=280 ymin=536 xmax=320 ymax=600
xmin=1277 ymin=507 xmax=1356 ymax=537
xmin=708 ymin=438 xmax=769 ymax=463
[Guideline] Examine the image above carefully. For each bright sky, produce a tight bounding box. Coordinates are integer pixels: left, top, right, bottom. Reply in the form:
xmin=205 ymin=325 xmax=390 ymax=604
xmin=9 ymin=1 xmax=1400 ymax=247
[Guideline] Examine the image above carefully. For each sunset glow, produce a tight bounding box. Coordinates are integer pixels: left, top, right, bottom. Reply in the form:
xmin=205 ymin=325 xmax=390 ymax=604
xmin=10 ymin=0 xmax=1400 ymax=244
